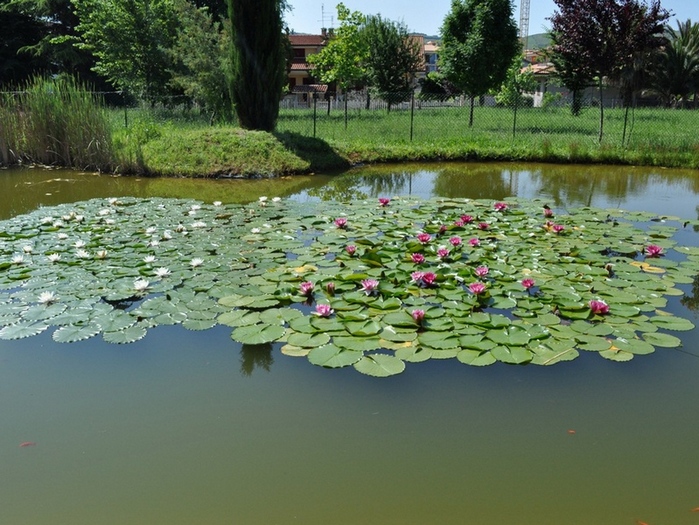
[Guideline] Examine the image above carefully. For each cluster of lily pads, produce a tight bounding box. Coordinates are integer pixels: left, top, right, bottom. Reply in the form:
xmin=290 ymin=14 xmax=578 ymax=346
xmin=0 ymin=194 xmax=698 ymax=376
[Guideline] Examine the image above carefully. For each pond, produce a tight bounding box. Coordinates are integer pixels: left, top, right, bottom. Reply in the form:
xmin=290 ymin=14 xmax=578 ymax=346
xmin=2 ymin=163 xmax=699 ymax=525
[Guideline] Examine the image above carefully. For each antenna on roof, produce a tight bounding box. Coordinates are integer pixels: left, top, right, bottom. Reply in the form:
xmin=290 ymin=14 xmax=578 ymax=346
xmin=319 ymin=4 xmax=331 ymax=31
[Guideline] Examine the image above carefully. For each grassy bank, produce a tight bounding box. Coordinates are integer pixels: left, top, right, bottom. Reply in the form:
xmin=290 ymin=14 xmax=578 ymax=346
xmin=108 ymin=103 xmax=699 ymax=176
xmin=4 ymin=80 xmax=699 ymax=176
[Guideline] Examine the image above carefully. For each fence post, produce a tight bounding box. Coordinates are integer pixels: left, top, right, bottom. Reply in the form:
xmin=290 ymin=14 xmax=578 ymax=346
xmin=122 ymin=91 xmax=128 ymax=128
xmin=410 ymin=90 xmax=415 ymax=142
xmin=313 ymin=93 xmax=317 ymax=138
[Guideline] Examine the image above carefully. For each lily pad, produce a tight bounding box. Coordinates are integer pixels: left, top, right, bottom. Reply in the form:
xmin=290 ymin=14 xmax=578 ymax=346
xmin=353 ymin=353 xmax=406 ymax=377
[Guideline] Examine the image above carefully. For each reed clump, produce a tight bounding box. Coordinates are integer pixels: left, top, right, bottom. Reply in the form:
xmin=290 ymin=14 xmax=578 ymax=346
xmin=0 ymin=76 xmax=113 ymax=171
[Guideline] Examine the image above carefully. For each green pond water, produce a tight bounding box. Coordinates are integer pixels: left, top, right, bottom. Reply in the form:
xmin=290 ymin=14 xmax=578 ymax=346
xmin=2 ymin=163 xmax=699 ymax=525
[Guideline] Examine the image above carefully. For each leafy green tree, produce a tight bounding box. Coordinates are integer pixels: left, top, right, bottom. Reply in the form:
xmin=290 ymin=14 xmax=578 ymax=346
xmin=307 ymin=3 xmax=369 ymax=92
xmin=418 ymin=72 xmax=458 ymax=100
xmin=549 ymin=0 xmax=668 ymax=140
xmin=72 ymin=0 xmax=181 ymax=105
xmin=439 ymin=0 xmax=520 ymax=126
xmin=0 ymin=0 xmax=104 ymax=87
xmin=0 ymin=9 xmax=50 ymax=85
xmin=361 ymin=14 xmax=423 ymax=111
xmin=168 ymin=0 xmax=233 ymax=122
xmin=649 ymin=19 xmax=699 ymax=107
xmin=494 ymin=58 xmax=537 ymax=108
xmin=227 ymin=0 xmax=287 ymax=131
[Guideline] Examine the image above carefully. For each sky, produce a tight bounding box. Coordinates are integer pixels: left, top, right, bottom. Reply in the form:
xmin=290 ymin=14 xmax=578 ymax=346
xmin=284 ymin=0 xmax=699 ymax=37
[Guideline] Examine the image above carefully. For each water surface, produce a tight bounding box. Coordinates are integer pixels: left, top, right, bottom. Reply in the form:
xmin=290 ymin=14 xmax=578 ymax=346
xmin=2 ymin=163 xmax=699 ymax=525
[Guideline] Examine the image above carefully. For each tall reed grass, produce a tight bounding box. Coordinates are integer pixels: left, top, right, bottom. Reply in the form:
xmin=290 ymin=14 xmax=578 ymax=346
xmin=0 ymin=76 xmax=113 ymax=170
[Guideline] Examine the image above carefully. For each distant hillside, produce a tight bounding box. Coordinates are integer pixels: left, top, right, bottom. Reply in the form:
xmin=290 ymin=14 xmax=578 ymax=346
xmin=417 ymin=32 xmax=550 ymax=49
xmin=525 ymin=32 xmax=551 ymax=50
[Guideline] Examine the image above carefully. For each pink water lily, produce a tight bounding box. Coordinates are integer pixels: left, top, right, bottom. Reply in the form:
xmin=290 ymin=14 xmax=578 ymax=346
xmin=326 ymin=282 xmax=335 ymax=294
xmin=454 ymin=219 xmax=465 ymax=227
xmin=378 ymin=197 xmax=390 ymax=206
xmin=345 ymin=245 xmax=357 ymax=255
xmin=461 ymin=215 xmax=474 ymax=223
xmin=552 ymin=224 xmax=565 ymax=234
xmin=494 ymin=201 xmax=508 ymax=211
xmin=478 ymin=222 xmax=490 ymax=230
xmin=314 ymin=303 xmax=334 ymax=317
xmin=422 ymin=272 xmax=437 ymax=287
xmin=521 ymin=278 xmax=536 ymax=289
xmin=416 ymin=233 xmax=432 ymax=244
xmin=645 ymin=244 xmax=663 ymax=257
xmin=544 ymin=207 xmax=554 ymax=218
xmin=299 ymin=281 xmax=314 ymax=296
xmin=468 ymin=237 xmax=480 ymax=247
xmin=437 ymin=247 xmax=450 ymax=259
xmin=411 ymin=309 xmax=425 ymax=323
xmin=589 ymin=299 xmax=610 ymax=315
xmin=334 ymin=217 xmax=348 ymax=228
xmin=410 ymin=271 xmax=425 ymax=283
xmin=468 ymin=282 xmax=487 ymax=295
xmin=411 ymin=271 xmax=437 ymax=287
xmin=361 ymin=278 xmax=379 ymax=295
xmin=449 ymin=236 xmax=462 ymax=247
xmin=474 ymin=266 xmax=489 ymax=278
xmin=411 ymin=253 xmax=426 ymax=264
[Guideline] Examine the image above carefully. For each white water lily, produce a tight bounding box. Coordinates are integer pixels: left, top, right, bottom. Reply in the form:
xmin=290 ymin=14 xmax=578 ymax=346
xmin=191 ymin=221 xmax=207 ymax=228
xmin=188 ymin=210 xmax=197 ymax=216
xmin=75 ymin=249 xmax=90 ymax=259
xmin=154 ymin=267 xmax=171 ymax=278
xmin=95 ymin=250 xmax=108 ymax=259
xmin=74 ymin=240 xmax=86 ymax=248
xmin=143 ymin=255 xmax=156 ymax=263
xmin=251 ymin=228 xmax=261 ymax=234
xmin=41 ymin=216 xmax=54 ymax=224
xmin=22 ymin=245 xmax=33 ymax=253
xmin=213 ymin=201 xmax=222 ymax=206
xmin=57 ymin=233 xmax=68 ymax=240
xmin=47 ymin=253 xmax=61 ymax=263
xmin=272 ymin=197 xmax=281 ymax=202
xmin=148 ymin=239 xmax=160 ymax=247
xmin=133 ymin=279 xmax=150 ymax=292
xmin=105 ymin=219 xmax=115 ymax=225
xmin=53 ymin=220 xmax=64 ymax=228
xmin=74 ymin=215 xmax=84 ymax=222
xmin=11 ymin=254 xmax=24 ymax=264
xmin=162 ymin=230 xmax=173 ymax=240
xmin=175 ymin=223 xmax=186 ymax=233
xmin=190 ymin=258 xmax=204 ymax=268
xmin=38 ymin=291 xmax=58 ymax=305
xmin=108 ymin=197 xmax=118 ymax=205
xmin=145 ymin=227 xmax=157 ymax=235
xmin=259 ymin=196 xmax=268 ymax=202
xmin=99 ymin=208 xmax=111 ymax=216
xmin=190 ymin=204 xmax=201 ymax=211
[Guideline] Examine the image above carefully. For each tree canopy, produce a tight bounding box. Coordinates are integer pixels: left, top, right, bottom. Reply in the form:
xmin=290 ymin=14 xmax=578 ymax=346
xmin=549 ymin=0 xmax=669 ymax=136
xmin=307 ymin=3 xmax=368 ymax=91
xmin=439 ymin=0 xmax=520 ymax=126
xmin=361 ymin=14 xmax=423 ymax=110
xmin=227 ymin=0 xmax=287 ymax=131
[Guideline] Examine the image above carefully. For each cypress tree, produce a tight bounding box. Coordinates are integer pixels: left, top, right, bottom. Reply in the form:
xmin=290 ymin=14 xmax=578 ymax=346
xmin=228 ymin=0 xmax=286 ymax=131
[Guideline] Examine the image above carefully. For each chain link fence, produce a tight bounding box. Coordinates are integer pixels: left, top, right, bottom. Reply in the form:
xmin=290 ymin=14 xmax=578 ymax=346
xmin=276 ymin=89 xmax=699 ymax=151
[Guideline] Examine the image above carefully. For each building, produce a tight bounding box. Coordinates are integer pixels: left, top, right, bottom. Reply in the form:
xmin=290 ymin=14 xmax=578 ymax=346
xmin=287 ymin=32 xmax=329 ymax=96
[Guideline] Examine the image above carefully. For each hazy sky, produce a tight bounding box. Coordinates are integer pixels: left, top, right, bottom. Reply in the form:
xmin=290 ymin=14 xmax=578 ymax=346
xmin=285 ymin=0 xmax=699 ymax=36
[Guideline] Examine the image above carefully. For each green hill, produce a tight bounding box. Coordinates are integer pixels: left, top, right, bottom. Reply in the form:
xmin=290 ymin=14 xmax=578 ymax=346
xmin=525 ymin=32 xmax=551 ymax=50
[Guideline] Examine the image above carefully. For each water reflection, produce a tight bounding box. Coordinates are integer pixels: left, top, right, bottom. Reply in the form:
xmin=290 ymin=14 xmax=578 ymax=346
xmin=240 ymin=343 xmax=274 ymax=376
xmin=293 ymin=163 xmax=699 ymax=220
